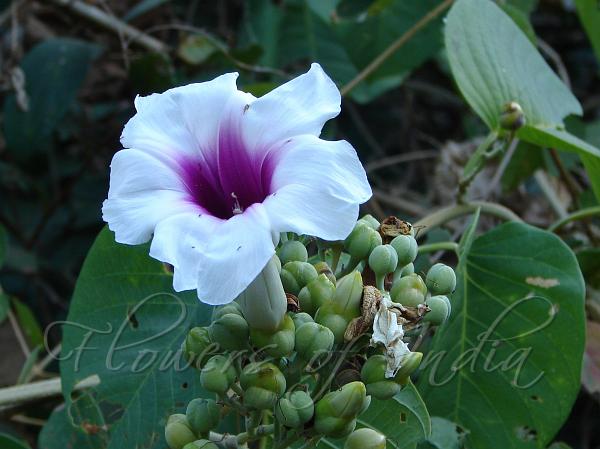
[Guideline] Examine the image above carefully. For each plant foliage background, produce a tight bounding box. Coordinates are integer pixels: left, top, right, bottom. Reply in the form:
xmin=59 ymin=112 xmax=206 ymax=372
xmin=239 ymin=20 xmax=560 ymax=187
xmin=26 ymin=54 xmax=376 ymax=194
xmin=0 ymin=0 xmax=599 ymax=448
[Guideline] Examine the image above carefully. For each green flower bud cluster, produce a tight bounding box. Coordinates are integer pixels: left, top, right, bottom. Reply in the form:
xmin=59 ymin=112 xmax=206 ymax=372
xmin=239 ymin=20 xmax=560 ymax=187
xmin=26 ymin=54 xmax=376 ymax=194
xmin=168 ymin=216 xmax=457 ymax=449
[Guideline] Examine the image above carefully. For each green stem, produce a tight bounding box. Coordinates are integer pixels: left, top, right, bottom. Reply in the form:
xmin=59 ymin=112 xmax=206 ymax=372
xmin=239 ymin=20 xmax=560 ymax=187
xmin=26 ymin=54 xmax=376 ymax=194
xmin=548 ymin=206 xmax=600 ymax=232
xmin=417 ymin=241 xmax=459 ymax=255
xmin=273 ymin=431 xmax=300 ymax=449
xmin=414 ymin=201 xmax=521 ymax=238
xmin=458 ymin=131 xmax=499 ymax=201
xmin=297 ymin=436 xmax=322 ymax=449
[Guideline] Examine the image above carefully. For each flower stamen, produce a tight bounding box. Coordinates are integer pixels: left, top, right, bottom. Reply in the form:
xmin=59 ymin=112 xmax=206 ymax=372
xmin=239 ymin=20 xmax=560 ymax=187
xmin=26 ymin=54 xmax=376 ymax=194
xmin=231 ymin=192 xmax=243 ymax=215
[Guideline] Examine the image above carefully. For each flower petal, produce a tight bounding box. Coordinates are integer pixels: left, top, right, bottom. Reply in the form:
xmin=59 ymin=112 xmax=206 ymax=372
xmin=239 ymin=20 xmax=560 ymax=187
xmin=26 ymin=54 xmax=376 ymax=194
xmin=149 ymin=213 xmax=222 ymax=291
xmin=195 ymin=204 xmax=276 ymax=305
xmin=241 ymin=63 xmax=340 ymax=151
xmin=102 ymin=149 xmax=198 ymax=245
xmin=121 ymin=72 xmax=242 ymax=162
xmin=269 ymin=135 xmax=371 ymax=202
xmin=262 ymin=135 xmax=371 ymax=241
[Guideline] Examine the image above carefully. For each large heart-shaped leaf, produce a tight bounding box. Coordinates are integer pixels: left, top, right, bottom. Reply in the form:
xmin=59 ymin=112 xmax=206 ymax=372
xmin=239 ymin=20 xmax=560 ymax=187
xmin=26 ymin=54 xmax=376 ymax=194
xmin=60 ymin=228 xmax=213 ymax=449
xmin=445 ymin=0 xmax=600 ymax=200
xmin=318 ymin=381 xmax=431 ymax=449
xmin=418 ymin=222 xmax=585 ymax=449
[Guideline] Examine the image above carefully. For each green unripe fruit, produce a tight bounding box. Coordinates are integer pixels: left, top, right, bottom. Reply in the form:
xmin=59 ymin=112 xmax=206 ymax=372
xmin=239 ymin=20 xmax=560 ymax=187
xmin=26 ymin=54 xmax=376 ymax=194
xmin=401 ymin=263 xmax=415 ymax=277
xmin=275 ymin=390 xmax=314 ymax=428
xmin=165 ymin=414 xmax=196 ymax=449
xmin=390 ymin=274 xmax=427 ymax=307
xmin=277 ymin=240 xmax=308 ymax=265
xmin=344 ymin=223 xmax=382 ymax=262
xmin=240 ymin=362 xmax=286 ymax=410
xmin=186 ymin=398 xmax=220 ymax=436
xmin=208 ymin=313 xmax=249 ymax=351
xmin=361 ymin=355 xmax=400 ymax=400
xmin=390 ymin=235 xmax=418 ymax=266
xmin=369 ymin=244 xmax=398 ymax=290
xmin=182 ymin=441 xmax=219 ymax=449
xmin=314 ymin=382 xmax=367 ymax=437
xmin=212 ymin=302 xmax=243 ymax=320
xmin=237 ymin=257 xmax=287 ymax=332
xmin=295 ymin=321 xmax=335 ymax=362
xmin=250 ymin=314 xmax=295 ymax=358
xmin=292 ymin=312 xmax=314 ymax=328
xmin=281 ymin=261 xmax=319 ymax=296
xmin=332 ymin=271 xmax=364 ymax=319
xmin=315 ymin=306 xmax=349 ymax=344
xmin=200 ymin=355 xmax=236 ymax=395
xmin=298 ymin=274 xmax=335 ymax=316
xmin=423 ymin=295 xmax=451 ymax=325
xmin=345 ymin=428 xmax=387 ymax=449
xmin=395 ymin=352 xmax=423 ymax=383
xmin=426 ymin=263 xmax=456 ymax=295
xmin=183 ymin=327 xmax=215 ymax=369
xmin=357 ymin=214 xmax=380 ymax=230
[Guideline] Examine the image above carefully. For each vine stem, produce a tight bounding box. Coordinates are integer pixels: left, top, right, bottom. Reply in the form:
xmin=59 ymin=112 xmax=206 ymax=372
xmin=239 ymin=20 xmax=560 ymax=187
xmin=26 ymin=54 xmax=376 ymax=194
xmin=414 ymin=201 xmax=522 ymax=238
xmin=0 ymin=375 xmax=100 ymax=409
xmin=340 ymin=0 xmax=454 ymax=96
xmin=548 ymin=206 xmax=600 ymax=232
xmin=417 ymin=241 xmax=459 ymax=254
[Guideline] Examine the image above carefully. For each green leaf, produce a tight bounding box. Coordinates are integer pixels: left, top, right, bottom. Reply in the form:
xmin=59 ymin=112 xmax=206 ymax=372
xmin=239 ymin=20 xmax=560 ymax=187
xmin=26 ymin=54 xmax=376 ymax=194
xmin=417 ymin=417 xmax=463 ymax=449
xmin=445 ymin=0 xmax=600 ymax=201
xmin=501 ymin=141 xmax=545 ymax=192
xmin=574 ymin=0 xmax=600 ymax=62
xmin=60 ymin=227 xmax=213 ymax=449
xmin=11 ymin=298 xmax=43 ymax=348
xmin=576 ymin=248 xmax=600 ymax=289
xmin=38 ymin=395 xmax=108 ymax=449
xmin=123 ymin=0 xmax=169 ymax=22
xmin=318 ymin=381 xmax=431 ymax=449
xmin=445 ymin=0 xmax=580 ymax=130
xmin=418 ymin=222 xmax=585 ymax=449
xmin=177 ymin=35 xmax=219 ymax=65
xmin=0 ymin=433 xmax=31 ymax=449
xmin=3 ymin=38 xmax=101 ymax=160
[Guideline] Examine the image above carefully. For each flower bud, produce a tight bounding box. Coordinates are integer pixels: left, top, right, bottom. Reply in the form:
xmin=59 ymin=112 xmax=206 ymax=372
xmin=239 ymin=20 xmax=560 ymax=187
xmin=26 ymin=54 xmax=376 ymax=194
xmin=292 ymin=312 xmax=314 ymax=328
xmin=186 ymin=398 xmax=220 ymax=436
xmin=390 ymin=274 xmax=427 ymax=307
xmin=314 ymin=261 xmax=337 ymax=284
xmin=165 ymin=414 xmax=196 ymax=449
xmin=250 ymin=314 xmax=295 ymax=358
xmin=365 ymin=381 xmax=401 ymax=400
xmin=331 ymin=271 xmax=363 ymax=319
xmin=182 ymin=441 xmax=219 ymax=449
xmin=295 ymin=321 xmax=335 ymax=362
xmin=237 ymin=256 xmax=287 ymax=332
xmin=200 ymin=355 xmax=236 ymax=395
xmin=240 ymin=362 xmax=286 ymax=410
xmin=423 ymin=295 xmax=451 ymax=325
xmin=277 ymin=240 xmax=308 ymax=265
xmin=314 ymin=306 xmax=349 ymax=344
xmin=183 ymin=327 xmax=216 ymax=369
xmin=392 ymin=262 xmax=415 ymax=283
xmin=425 ymin=263 xmax=456 ymax=295
xmin=208 ymin=313 xmax=249 ymax=351
xmin=212 ymin=302 xmax=243 ymax=321
xmin=298 ymin=274 xmax=335 ymax=316
xmin=357 ymin=214 xmax=380 ymax=230
xmin=500 ymin=101 xmax=525 ymax=131
xmin=394 ymin=352 xmax=423 ymax=384
xmin=275 ymin=390 xmax=314 ymax=428
xmin=281 ymin=261 xmax=319 ymax=296
xmin=344 ymin=223 xmax=382 ymax=264
xmin=344 ymin=428 xmax=386 ymax=449
xmin=314 ymin=382 xmax=367 ymax=437
xmin=390 ymin=235 xmax=418 ymax=267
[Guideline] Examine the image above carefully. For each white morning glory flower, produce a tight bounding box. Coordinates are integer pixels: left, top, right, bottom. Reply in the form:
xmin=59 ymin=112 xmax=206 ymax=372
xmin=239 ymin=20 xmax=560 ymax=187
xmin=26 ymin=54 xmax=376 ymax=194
xmin=102 ymin=63 xmax=371 ymax=305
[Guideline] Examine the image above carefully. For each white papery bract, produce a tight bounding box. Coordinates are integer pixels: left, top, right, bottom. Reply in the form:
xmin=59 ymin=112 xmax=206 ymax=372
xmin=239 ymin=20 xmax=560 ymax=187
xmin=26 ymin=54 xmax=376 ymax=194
xmin=102 ymin=63 xmax=371 ymax=305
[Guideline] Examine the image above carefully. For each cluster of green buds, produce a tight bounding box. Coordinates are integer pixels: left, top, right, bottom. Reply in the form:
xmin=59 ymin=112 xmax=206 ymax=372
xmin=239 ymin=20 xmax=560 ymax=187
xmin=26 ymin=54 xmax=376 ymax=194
xmin=169 ymin=215 xmax=456 ymax=449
